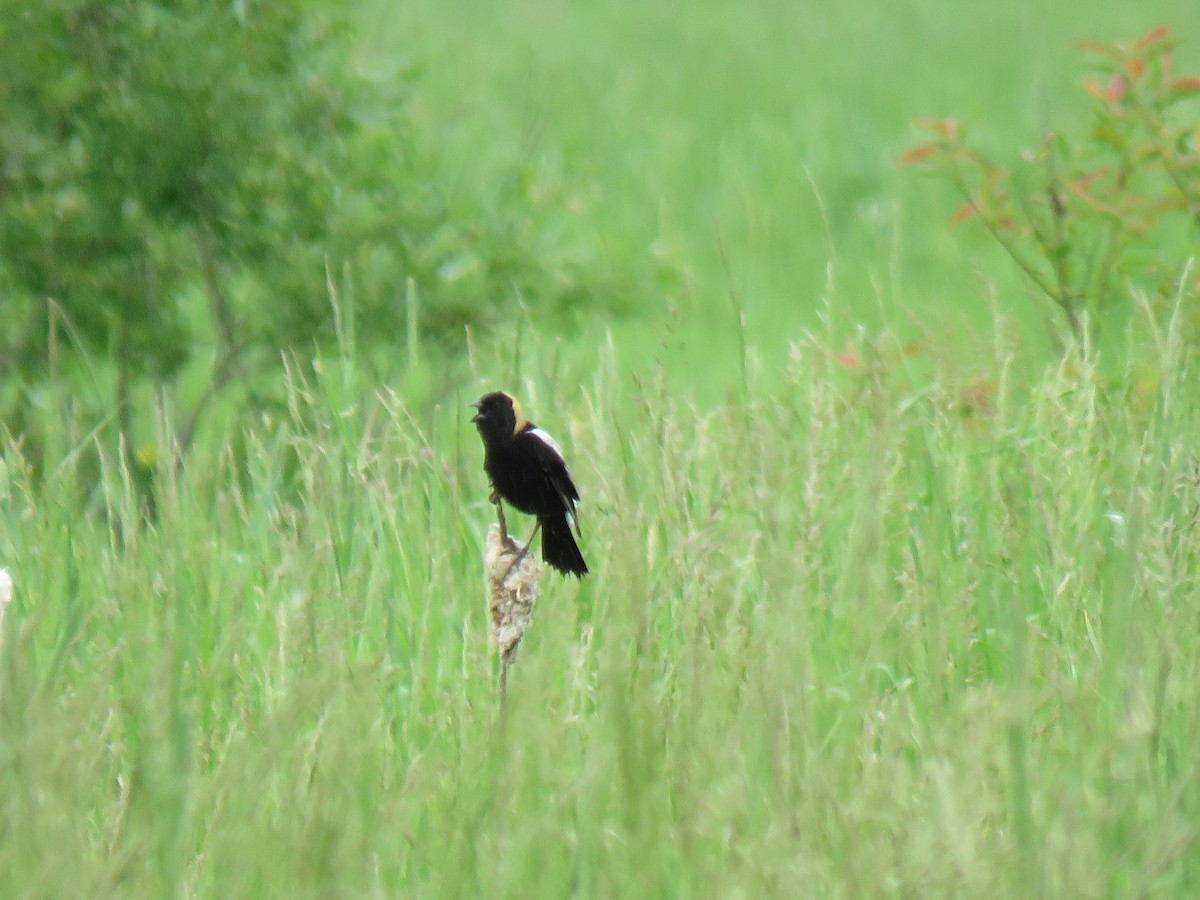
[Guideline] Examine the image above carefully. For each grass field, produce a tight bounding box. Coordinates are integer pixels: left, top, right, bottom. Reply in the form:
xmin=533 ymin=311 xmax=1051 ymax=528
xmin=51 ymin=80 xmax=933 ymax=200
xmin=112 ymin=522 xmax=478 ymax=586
xmin=3 ymin=317 xmax=1199 ymax=896
xmin=3 ymin=1 xmax=1200 ymax=897
xmin=372 ymin=0 xmax=1197 ymax=379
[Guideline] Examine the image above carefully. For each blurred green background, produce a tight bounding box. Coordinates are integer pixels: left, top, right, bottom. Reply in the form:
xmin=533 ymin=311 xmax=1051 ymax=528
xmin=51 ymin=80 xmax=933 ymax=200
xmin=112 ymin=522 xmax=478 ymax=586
xmin=3 ymin=3 xmax=1200 ymax=896
xmin=2 ymin=0 xmax=1195 ymax=448
xmin=364 ymin=0 xmax=1197 ymax=380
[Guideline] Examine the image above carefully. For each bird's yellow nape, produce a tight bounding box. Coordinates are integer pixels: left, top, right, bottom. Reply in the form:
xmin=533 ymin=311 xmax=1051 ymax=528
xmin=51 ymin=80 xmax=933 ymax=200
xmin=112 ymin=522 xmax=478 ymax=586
xmin=506 ymin=393 xmax=528 ymax=434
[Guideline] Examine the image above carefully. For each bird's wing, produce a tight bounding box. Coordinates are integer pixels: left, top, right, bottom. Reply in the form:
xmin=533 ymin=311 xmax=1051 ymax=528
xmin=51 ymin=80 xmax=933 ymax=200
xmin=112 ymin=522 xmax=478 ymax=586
xmin=527 ymin=427 xmax=582 ymax=535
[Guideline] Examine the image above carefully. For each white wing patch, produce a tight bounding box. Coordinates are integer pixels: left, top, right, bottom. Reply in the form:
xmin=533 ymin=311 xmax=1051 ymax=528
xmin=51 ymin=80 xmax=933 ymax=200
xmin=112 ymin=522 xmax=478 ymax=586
xmin=529 ymin=426 xmax=582 ymax=536
xmin=528 ymin=427 xmax=565 ymax=460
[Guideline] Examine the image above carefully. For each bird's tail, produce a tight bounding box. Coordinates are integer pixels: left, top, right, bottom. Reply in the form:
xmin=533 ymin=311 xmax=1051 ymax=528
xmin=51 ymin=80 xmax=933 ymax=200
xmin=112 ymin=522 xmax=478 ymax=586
xmin=541 ymin=513 xmax=588 ymax=577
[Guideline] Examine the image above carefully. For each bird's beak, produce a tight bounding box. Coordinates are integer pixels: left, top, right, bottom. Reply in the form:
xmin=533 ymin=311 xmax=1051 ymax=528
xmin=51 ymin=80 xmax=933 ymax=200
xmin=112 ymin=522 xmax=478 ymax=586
xmin=469 ymin=400 xmax=482 ymax=423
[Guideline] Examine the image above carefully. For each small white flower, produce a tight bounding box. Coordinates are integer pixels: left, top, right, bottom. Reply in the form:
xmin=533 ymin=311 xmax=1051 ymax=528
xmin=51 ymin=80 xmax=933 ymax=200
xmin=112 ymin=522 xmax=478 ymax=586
xmin=0 ymin=568 xmax=12 ymax=637
xmin=1104 ymin=512 xmax=1127 ymax=542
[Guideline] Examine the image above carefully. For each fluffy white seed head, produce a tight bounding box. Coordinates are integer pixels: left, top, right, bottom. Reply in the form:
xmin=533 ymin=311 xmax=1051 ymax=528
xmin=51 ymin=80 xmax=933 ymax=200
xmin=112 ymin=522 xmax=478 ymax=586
xmin=484 ymin=525 xmax=541 ymax=666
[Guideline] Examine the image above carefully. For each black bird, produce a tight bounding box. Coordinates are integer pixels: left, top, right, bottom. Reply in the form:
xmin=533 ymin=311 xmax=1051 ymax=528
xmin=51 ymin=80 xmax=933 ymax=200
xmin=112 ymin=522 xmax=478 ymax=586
xmin=471 ymin=391 xmax=588 ymax=577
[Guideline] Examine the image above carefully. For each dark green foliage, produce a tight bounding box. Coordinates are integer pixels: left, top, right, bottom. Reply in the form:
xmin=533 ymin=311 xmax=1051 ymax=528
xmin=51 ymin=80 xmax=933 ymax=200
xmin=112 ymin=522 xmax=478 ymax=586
xmin=1 ymin=0 xmax=345 ymax=376
xmin=0 ymin=0 xmax=633 ymax=496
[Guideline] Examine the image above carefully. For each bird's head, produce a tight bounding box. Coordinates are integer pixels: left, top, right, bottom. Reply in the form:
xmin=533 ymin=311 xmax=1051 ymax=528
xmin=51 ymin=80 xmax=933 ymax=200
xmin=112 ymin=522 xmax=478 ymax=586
xmin=471 ymin=391 xmax=528 ymax=441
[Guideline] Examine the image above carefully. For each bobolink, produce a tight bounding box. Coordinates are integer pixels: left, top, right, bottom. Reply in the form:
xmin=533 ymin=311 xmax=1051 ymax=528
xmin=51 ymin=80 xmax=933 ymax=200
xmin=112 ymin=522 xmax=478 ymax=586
xmin=471 ymin=391 xmax=588 ymax=577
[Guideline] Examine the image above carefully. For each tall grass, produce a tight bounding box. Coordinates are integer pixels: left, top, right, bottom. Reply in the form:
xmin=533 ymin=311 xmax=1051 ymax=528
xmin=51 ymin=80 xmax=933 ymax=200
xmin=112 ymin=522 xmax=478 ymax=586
xmin=1 ymin=305 xmax=1197 ymax=896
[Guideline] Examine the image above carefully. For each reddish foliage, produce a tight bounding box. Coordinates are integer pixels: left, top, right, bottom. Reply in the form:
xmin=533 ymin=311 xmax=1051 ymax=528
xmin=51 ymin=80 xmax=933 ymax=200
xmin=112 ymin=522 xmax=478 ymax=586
xmin=949 ymin=203 xmax=977 ymax=227
xmin=916 ymin=118 xmax=960 ymax=140
xmin=900 ymin=25 xmax=1200 ymax=353
xmin=959 ymin=378 xmax=998 ymax=420
xmin=1136 ymin=25 xmax=1171 ymax=50
xmin=898 ymin=144 xmax=940 ymax=166
xmin=833 ymin=341 xmax=860 ymax=369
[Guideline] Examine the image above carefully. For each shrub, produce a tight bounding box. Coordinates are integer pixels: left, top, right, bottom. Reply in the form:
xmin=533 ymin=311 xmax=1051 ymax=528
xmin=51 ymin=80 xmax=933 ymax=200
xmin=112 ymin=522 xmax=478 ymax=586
xmin=901 ymin=26 xmax=1200 ymax=352
xmin=0 ymin=1 xmax=635 ymax=503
